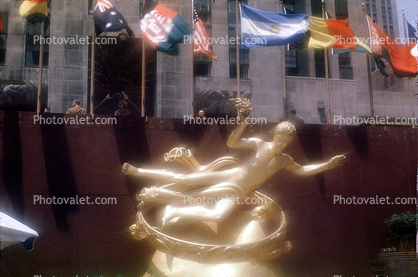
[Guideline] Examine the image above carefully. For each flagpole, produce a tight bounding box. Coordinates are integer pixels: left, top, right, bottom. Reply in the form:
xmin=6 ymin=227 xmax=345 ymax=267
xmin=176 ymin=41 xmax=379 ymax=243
xmin=362 ymin=3 xmax=374 ymax=117
xmin=141 ymin=0 xmax=146 ymax=117
xmin=36 ymin=21 xmax=44 ymax=115
xmin=322 ymin=0 xmax=331 ymax=124
xmin=402 ymin=9 xmax=415 ymax=128
xmin=90 ymin=16 xmax=95 ymax=117
xmin=280 ymin=1 xmax=288 ymax=119
xmin=190 ymin=0 xmax=195 ymax=118
xmin=236 ymin=0 xmax=241 ymax=98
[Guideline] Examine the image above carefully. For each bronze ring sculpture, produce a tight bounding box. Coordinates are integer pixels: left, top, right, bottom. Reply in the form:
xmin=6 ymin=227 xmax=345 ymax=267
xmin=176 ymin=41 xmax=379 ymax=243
xmin=130 ymin=191 xmax=292 ymax=263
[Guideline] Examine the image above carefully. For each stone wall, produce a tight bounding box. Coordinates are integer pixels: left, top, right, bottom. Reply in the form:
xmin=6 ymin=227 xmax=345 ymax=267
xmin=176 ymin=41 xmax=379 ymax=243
xmin=0 ymin=111 xmax=416 ymax=276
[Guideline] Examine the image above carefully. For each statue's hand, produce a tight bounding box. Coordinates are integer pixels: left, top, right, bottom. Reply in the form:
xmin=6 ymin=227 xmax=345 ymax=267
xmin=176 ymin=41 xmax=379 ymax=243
xmin=230 ymin=98 xmax=252 ymax=123
xmin=328 ymin=155 xmax=346 ymax=169
xmin=230 ymin=98 xmax=252 ymax=115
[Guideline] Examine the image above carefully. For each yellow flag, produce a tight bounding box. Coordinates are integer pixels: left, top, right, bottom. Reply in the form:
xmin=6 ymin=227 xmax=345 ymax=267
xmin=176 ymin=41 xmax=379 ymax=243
xmin=19 ymin=0 xmax=48 ymax=24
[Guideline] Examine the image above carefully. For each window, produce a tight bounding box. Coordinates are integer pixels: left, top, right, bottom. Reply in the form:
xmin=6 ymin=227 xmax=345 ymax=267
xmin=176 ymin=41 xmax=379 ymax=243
xmin=334 ymin=0 xmax=352 ymax=79
xmin=0 ymin=12 xmax=7 ymax=65
xmin=194 ymin=0 xmax=213 ymax=77
xmin=228 ymin=0 xmax=249 ymax=79
xmin=383 ymin=74 xmax=395 ymax=89
xmin=88 ymin=0 xmax=94 ymax=15
xmin=229 ymin=48 xmax=249 ymax=78
xmin=25 ymin=24 xmax=49 ymax=67
xmin=386 ymin=0 xmax=394 ymax=37
xmin=311 ymin=0 xmax=322 ymax=17
xmin=283 ymin=1 xmax=299 ymax=76
xmin=312 ymin=0 xmax=326 ymax=78
xmin=338 ymin=52 xmax=353 ymax=79
xmin=285 ymin=49 xmax=298 ymax=76
xmin=335 ymin=0 xmax=348 ymax=20
xmin=314 ymin=49 xmax=325 ymax=78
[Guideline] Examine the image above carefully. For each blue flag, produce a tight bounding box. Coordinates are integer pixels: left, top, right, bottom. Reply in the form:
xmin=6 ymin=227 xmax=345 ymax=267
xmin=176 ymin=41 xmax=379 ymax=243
xmin=93 ymin=0 xmax=133 ymax=37
xmin=407 ymin=21 xmax=418 ymax=42
xmin=240 ymin=4 xmax=308 ymax=48
xmin=407 ymin=21 xmax=418 ymax=57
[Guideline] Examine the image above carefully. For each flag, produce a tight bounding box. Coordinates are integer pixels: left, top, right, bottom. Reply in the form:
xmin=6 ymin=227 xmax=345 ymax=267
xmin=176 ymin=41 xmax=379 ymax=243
xmin=141 ymin=4 xmax=193 ymax=53
xmin=93 ymin=0 xmax=134 ymax=37
xmin=193 ymin=4 xmax=217 ymax=61
xmin=0 ymin=16 xmax=3 ymax=31
xmin=306 ymin=17 xmax=356 ymax=50
xmin=407 ymin=21 xmax=418 ymax=57
xmin=19 ymin=0 xmax=48 ymax=24
xmin=240 ymin=4 xmax=309 ymax=48
xmin=407 ymin=21 xmax=418 ymax=43
xmin=334 ymin=37 xmax=388 ymax=76
xmin=366 ymin=15 xmax=417 ymax=78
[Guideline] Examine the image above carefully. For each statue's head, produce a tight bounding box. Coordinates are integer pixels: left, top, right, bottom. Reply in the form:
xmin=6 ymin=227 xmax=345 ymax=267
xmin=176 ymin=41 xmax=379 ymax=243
xmin=272 ymin=121 xmax=296 ymax=154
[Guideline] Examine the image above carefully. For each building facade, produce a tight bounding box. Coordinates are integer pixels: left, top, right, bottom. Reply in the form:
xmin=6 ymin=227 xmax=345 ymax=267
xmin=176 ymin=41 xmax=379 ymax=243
xmin=0 ymin=0 xmax=414 ymax=123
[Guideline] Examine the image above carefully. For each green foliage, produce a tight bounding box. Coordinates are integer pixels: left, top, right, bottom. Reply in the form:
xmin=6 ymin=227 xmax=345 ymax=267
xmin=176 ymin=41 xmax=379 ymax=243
xmin=384 ymin=211 xmax=418 ymax=239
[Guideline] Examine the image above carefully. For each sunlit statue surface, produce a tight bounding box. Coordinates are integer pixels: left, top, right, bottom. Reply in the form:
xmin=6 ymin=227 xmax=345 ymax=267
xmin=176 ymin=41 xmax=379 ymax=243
xmin=124 ymin=98 xmax=346 ymax=276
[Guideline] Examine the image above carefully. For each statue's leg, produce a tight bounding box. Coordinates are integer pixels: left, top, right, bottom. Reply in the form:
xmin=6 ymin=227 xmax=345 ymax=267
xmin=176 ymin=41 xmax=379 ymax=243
xmin=162 ymin=198 xmax=236 ymax=226
xmin=138 ymin=186 xmax=187 ymax=204
xmin=123 ymin=162 xmax=235 ymax=188
xmin=162 ymin=182 xmax=246 ymax=225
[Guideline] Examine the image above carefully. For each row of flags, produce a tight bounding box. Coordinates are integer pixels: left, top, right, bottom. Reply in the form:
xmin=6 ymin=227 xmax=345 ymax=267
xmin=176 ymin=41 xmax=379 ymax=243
xmin=240 ymin=4 xmax=417 ymax=78
xmin=17 ymin=1 xmax=418 ymax=78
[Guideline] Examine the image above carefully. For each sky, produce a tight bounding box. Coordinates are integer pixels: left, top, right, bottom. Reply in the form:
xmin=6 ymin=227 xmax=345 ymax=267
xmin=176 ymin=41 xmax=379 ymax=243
xmin=396 ymin=0 xmax=418 ymax=38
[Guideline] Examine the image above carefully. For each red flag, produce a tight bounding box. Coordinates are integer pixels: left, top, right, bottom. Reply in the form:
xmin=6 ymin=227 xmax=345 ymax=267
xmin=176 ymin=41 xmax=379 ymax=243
xmin=0 ymin=16 xmax=3 ymax=31
xmin=193 ymin=5 xmax=217 ymax=61
xmin=141 ymin=4 xmax=193 ymax=53
xmin=366 ymin=15 xmax=417 ymax=78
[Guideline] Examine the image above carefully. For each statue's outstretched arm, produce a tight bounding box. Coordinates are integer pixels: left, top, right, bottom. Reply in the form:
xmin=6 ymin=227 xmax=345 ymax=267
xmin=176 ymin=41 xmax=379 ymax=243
xmin=226 ymin=98 xmax=254 ymax=150
xmin=285 ymin=155 xmax=346 ymax=176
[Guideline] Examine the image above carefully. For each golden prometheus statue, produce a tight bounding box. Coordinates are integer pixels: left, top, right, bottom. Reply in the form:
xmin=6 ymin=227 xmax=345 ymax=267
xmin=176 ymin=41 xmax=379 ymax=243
xmin=123 ymin=98 xmax=346 ymax=276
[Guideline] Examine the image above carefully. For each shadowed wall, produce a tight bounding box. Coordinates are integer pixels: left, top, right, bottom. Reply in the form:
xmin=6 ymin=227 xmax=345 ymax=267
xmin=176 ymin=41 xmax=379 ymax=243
xmin=0 ymin=111 xmax=416 ymax=277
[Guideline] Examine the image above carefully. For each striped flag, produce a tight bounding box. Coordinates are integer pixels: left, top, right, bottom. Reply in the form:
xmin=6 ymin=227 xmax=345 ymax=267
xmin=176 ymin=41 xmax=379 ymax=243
xmin=19 ymin=0 xmax=48 ymax=24
xmin=306 ymin=17 xmax=356 ymax=50
xmin=240 ymin=4 xmax=309 ymax=48
xmin=193 ymin=4 xmax=217 ymax=61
